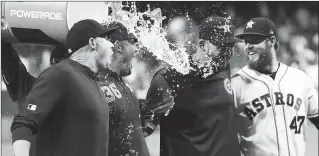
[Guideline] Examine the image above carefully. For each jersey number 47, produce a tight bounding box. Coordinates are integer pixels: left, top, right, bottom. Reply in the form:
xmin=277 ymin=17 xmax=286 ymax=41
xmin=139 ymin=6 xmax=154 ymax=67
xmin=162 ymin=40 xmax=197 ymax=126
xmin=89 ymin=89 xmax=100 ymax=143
xmin=289 ymin=116 xmax=305 ymax=134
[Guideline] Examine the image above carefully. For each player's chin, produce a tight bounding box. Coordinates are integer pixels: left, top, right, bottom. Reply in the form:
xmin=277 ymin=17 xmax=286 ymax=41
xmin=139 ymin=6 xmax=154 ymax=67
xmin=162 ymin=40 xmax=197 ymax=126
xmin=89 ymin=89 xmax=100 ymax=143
xmin=248 ymin=60 xmax=260 ymax=70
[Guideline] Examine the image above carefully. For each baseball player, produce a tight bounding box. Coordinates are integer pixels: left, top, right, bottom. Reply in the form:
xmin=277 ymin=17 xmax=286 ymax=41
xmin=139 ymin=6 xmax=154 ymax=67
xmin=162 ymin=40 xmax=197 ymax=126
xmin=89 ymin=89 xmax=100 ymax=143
xmin=100 ymin=22 xmax=150 ymax=156
xmin=232 ymin=17 xmax=318 ymax=156
xmin=141 ymin=16 xmax=242 ymax=156
xmin=10 ymin=19 xmax=117 ymax=156
xmin=1 ymin=40 xmax=70 ymax=156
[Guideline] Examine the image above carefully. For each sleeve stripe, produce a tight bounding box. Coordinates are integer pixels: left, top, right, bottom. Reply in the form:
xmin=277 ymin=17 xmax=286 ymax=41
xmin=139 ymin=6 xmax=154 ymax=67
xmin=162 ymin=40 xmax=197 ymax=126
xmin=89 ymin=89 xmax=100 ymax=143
xmin=308 ymin=113 xmax=319 ymax=118
xmin=308 ymin=94 xmax=314 ymax=99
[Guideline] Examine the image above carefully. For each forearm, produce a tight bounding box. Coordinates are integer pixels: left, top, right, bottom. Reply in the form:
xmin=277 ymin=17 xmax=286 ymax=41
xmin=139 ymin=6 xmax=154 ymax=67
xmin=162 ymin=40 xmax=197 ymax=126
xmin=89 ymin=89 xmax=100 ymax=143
xmin=309 ymin=117 xmax=319 ymax=130
xmin=141 ymin=70 xmax=174 ymax=136
xmin=139 ymin=99 xmax=159 ymax=137
xmin=1 ymin=40 xmax=21 ymax=78
xmin=1 ymin=40 xmax=36 ymax=102
xmin=13 ymin=140 xmax=31 ymax=156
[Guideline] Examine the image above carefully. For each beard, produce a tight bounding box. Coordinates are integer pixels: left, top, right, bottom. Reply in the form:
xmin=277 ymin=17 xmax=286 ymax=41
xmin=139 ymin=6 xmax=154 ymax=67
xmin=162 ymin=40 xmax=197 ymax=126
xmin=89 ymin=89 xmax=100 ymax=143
xmin=248 ymin=48 xmax=274 ymax=73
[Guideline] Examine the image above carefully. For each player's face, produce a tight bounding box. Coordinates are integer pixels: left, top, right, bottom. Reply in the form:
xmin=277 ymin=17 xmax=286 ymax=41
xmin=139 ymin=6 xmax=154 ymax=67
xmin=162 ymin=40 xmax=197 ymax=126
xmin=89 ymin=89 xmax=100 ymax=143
xmin=112 ymin=40 xmax=137 ymax=77
xmin=243 ymin=35 xmax=273 ymax=71
xmin=95 ymin=37 xmax=114 ymax=70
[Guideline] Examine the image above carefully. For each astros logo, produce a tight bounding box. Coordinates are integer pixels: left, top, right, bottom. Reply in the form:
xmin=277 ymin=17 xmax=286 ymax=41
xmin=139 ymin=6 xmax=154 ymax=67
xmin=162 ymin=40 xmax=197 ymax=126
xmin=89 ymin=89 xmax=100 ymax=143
xmin=224 ymin=78 xmax=232 ymax=95
xmin=246 ymin=20 xmax=255 ymax=29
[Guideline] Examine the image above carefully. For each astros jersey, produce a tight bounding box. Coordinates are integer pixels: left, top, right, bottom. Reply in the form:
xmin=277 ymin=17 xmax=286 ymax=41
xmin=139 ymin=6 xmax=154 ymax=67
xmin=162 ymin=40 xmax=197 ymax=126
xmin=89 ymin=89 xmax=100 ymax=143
xmin=98 ymin=70 xmax=150 ymax=156
xmin=231 ymin=63 xmax=318 ymax=156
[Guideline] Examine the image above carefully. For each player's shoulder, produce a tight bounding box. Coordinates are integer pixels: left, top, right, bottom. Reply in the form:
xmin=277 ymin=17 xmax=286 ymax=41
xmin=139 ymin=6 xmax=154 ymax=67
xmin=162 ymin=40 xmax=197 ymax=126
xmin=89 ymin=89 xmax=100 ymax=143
xmin=153 ymin=65 xmax=178 ymax=80
xmin=38 ymin=59 xmax=74 ymax=81
xmin=284 ymin=64 xmax=309 ymax=80
xmin=231 ymin=65 xmax=252 ymax=85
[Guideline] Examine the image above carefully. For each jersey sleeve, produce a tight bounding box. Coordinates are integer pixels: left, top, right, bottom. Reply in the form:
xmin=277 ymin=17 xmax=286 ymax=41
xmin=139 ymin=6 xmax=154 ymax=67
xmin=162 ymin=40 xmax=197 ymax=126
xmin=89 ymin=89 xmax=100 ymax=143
xmin=11 ymin=66 xmax=66 ymax=142
xmin=141 ymin=72 xmax=175 ymax=136
xmin=231 ymin=74 xmax=242 ymax=110
xmin=305 ymin=74 xmax=318 ymax=118
xmin=231 ymin=74 xmax=251 ymax=134
xmin=1 ymin=40 xmax=36 ymax=102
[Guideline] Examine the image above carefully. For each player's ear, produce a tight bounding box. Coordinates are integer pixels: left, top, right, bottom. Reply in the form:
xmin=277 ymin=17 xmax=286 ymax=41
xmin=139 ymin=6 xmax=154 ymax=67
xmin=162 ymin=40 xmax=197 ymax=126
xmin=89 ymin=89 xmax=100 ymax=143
xmin=88 ymin=37 xmax=97 ymax=51
xmin=269 ymin=36 xmax=279 ymax=50
xmin=269 ymin=36 xmax=276 ymax=47
xmin=114 ymin=40 xmax=122 ymax=53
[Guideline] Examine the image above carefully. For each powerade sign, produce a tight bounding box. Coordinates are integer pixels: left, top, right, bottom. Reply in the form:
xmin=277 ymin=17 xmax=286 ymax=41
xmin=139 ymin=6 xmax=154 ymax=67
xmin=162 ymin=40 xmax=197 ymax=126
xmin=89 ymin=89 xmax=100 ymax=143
xmin=10 ymin=10 xmax=63 ymax=20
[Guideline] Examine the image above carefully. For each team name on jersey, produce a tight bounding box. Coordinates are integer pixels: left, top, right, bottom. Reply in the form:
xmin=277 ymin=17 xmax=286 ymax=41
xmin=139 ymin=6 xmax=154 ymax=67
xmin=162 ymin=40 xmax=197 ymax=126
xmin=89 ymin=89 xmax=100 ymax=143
xmin=242 ymin=92 xmax=302 ymax=120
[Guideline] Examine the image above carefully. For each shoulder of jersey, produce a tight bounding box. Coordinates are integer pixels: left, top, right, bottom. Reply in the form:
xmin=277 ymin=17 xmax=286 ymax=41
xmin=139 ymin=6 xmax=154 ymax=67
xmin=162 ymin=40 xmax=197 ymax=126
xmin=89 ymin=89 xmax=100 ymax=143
xmin=285 ymin=65 xmax=308 ymax=78
xmin=38 ymin=62 xmax=66 ymax=76
xmin=231 ymin=66 xmax=253 ymax=85
xmin=39 ymin=60 xmax=78 ymax=81
xmin=153 ymin=66 xmax=178 ymax=78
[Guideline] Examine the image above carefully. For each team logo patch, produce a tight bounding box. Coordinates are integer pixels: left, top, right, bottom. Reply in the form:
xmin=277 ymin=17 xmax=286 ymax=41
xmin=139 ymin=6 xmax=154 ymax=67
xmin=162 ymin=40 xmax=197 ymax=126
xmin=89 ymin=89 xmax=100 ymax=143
xmin=224 ymin=78 xmax=232 ymax=95
xmin=27 ymin=104 xmax=37 ymax=111
xmin=217 ymin=23 xmax=231 ymax=33
xmin=246 ymin=20 xmax=255 ymax=29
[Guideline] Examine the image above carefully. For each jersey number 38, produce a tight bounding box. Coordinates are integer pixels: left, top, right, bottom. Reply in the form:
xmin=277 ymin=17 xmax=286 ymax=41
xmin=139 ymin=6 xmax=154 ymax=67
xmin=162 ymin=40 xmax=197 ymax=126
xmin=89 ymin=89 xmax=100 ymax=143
xmin=101 ymin=83 xmax=122 ymax=103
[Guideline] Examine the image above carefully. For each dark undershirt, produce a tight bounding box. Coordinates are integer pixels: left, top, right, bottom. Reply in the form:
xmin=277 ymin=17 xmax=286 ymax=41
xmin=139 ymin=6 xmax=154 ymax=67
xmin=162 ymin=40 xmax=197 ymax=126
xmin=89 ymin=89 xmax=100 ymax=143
xmin=261 ymin=63 xmax=280 ymax=80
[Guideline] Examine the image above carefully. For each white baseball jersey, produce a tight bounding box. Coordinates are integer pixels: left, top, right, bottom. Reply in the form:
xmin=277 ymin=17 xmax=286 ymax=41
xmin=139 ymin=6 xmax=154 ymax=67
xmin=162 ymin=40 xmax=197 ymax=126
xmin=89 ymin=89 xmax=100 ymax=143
xmin=231 ymin=63 xmax=318 ymax=156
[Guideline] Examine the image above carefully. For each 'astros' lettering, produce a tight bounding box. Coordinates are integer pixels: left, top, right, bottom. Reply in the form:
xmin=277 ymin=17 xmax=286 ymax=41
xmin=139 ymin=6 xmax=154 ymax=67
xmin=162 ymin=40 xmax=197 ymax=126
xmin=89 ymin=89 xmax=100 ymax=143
xmin=243 ymin=92 xmax=302 ymax=120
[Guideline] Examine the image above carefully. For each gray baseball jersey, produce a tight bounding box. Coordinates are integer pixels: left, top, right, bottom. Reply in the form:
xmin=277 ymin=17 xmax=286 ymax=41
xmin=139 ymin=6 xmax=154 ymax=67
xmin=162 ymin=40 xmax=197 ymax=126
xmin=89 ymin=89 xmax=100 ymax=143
xmin=231 ymin=63 xmax=318 ymax=156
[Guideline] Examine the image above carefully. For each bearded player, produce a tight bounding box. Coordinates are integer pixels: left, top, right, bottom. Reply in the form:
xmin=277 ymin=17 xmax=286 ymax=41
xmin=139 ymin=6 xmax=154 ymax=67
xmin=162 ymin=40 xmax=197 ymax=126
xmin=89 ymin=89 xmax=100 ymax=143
xmin=100 ymin=22 xmax=151 ymax=156
xmin=232 ymin=17 xmax=318 ymax=156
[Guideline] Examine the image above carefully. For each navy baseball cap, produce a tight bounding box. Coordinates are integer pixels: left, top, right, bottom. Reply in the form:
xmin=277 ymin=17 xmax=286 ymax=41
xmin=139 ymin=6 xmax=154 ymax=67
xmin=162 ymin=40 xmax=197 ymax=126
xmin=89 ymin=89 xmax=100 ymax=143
xmin=236 ymin=17 xmax=277 ymax=39
xmin=104 ymin=22 xmax=138 ymax=44
xmin=199 ymin=16 xmax=242 ymax=45
xmin=64 ymin=19 xmax=118 ymax=54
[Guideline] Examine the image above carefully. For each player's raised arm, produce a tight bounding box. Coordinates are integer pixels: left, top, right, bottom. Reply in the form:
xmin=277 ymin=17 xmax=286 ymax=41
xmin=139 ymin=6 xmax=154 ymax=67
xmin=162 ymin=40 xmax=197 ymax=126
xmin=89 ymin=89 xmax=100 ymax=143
xmin=141 ymin=69 xmax=175 ymax=137
xmin=11 ymin=66 xmax=66 ymax=156
xmin=1 ymin=40 xmax=36 ymax=103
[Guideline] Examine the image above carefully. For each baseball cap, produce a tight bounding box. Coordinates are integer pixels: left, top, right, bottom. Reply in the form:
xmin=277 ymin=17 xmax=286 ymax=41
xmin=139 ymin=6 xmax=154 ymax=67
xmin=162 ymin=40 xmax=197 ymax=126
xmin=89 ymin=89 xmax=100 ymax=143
xmin=64 ymin=19 xmax=118 ymax=54
xmin=236 ymin=17 xmax=277 ymax=39
xmin=104 ymin=22 xmax=138 ymax=44
xmin=199 ymin=16 xmax=242 ymax=45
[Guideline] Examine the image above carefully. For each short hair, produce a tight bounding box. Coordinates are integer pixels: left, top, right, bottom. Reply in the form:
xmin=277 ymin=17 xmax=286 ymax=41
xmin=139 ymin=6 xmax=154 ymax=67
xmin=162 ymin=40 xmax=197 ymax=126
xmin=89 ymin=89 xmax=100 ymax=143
xmin=266 ymin=36 xmax=279 ymax=50
xmin=274 ymin=40 xmax=279 ymax=50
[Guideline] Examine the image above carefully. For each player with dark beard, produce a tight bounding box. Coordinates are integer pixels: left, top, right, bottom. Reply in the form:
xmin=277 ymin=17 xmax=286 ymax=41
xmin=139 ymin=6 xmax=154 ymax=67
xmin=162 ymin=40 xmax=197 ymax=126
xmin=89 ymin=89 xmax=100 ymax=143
xmin=100 ymin=22 xmax=151 ymax=156
xmin=141 ymin=16 xmax=242 ymax=156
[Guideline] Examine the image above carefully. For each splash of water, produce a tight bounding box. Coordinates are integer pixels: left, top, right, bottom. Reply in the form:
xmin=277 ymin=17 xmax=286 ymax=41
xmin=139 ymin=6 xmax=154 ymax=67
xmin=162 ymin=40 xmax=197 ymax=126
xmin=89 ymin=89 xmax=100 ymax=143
xmin=103 ymin=2 xmax=192 ymax=75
